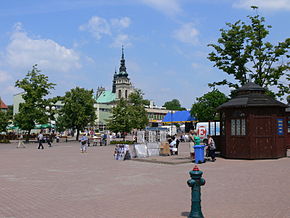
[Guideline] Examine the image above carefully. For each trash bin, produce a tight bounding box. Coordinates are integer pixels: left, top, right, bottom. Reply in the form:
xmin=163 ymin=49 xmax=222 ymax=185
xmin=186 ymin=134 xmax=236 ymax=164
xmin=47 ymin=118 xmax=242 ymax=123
xmin=194 ymin=145 xmax=205 ymax=164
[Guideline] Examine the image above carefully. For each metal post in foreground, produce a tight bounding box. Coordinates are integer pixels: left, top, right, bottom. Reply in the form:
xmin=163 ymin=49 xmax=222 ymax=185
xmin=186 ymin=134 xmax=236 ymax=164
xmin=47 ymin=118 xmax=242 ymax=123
xmin=187 ymin=165 xmax=206 ymax=218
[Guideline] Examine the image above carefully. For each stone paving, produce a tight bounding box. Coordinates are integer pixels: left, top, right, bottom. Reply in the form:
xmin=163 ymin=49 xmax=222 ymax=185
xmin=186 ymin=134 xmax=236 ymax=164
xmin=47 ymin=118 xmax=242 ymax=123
xmin=0 ymin=141 xmax=289 ymax=218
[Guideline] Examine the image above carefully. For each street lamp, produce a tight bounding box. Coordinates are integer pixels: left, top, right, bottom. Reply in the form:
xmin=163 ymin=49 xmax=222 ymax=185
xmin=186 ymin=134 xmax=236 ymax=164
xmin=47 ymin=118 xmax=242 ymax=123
xmin=45 ymin=105 xmax=56 ymax=131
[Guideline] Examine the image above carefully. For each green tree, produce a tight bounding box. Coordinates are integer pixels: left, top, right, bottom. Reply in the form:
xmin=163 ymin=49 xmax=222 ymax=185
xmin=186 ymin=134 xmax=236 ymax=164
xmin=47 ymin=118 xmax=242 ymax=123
xmin=208 ymin=6 xmax=290 ymax=99
xmin=6 ymin=105 xmax=13 ymax=120
xmin=106 ymin=98 xmax=131 ymax=139
xmin=163 ymin=99 xmax=186 ymax=111
xmin=128 ymin=89 xmax=149 ymax=130
xmin=107 ymin=90 xmax=149 ymax=139
xmin=0 ymin=111 xmax=9 ymax=133
xmin=191 ymin=89 xmax=228 ymax=121
xmin=58 ymin=87 xmax=96 ymax=141
xmin=14 ymin=65 xmax=55 ymax=141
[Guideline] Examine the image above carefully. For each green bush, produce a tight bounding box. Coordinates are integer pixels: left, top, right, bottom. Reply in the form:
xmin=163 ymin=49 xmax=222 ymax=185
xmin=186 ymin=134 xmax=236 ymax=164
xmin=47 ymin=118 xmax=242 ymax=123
xmin=110 ymin=140 xmax=135 ymax=145
xmin=0 ymin=139 xmax=10 ymax=143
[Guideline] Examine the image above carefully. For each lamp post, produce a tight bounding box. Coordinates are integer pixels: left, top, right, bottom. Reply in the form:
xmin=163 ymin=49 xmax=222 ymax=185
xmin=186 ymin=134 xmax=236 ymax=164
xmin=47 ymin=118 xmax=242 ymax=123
xmin=45 ymin=105 xmax=56 ymax=132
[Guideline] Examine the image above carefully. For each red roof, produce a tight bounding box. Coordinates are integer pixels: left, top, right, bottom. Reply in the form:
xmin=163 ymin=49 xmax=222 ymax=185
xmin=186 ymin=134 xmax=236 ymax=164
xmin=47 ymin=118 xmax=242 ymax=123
xmin=0 ymin=99 xmax=8 ymax=109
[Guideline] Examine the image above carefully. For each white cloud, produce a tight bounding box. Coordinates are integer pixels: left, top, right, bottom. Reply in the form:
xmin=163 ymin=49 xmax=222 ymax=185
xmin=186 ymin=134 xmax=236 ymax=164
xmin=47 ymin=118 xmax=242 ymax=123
xmin=0 ymin=70 xmax=12 ymax=83
xmin=80 ymin=16 xmax=132 ymax=46
xmin=173 ymin=23 xmax=199 ymax=45
xmin=233 ymin=0 xmax=290 ymax=11
xmin=6 ymin=24 xmax=81 ymax=72
xmin=111 ymin=34 xmax=132 ymax=48
xmin=79 ymin=16 xmax=111 ymax=40
xmin=111 ymin=17 xmax=131 ymax=29
xmin=141 ymin=0 xmax=182 ymax=15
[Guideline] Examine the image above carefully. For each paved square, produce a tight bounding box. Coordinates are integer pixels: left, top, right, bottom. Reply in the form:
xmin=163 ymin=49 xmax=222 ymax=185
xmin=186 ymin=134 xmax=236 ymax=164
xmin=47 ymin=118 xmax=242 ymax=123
xmin=0 ymin=141 xmax=289 ymax=218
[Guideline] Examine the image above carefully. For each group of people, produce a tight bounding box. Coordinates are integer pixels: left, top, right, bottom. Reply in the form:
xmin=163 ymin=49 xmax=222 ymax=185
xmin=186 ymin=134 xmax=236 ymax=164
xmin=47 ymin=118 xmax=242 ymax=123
xmin=37 ymin=131 xmax=54 ymax=149
xmin=189 ymin=130 xmax=216 ymax=162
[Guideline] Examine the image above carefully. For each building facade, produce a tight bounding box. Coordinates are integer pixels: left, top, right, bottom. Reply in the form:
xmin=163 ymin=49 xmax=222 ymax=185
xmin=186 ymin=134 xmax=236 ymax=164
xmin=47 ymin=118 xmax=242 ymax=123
xmin=95 ymin=48 xmax=169 ymax=129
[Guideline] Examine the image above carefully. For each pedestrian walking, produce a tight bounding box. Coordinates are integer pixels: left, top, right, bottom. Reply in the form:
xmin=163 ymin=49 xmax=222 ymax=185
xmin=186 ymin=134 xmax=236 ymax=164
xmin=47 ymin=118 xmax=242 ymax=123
xmin=102 ymin=133 xmax=107 ymax=146
xmin=47 ymin=133 xmax=53 ymax=147
xmin=189 ymin=130 xmax=195 ymax=160
xmin=38 ymin=131 xmax=44 ymax=149
xmin=16 ymin=134 xmax=26 ymax=148
xmin=80 ymin=134 xmax=88 ymax=153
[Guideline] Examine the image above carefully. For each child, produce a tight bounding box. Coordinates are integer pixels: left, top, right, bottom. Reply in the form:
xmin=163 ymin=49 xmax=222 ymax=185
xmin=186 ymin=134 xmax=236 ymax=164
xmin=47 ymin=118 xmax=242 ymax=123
xmin=80 ymin=134 xmax=88 ymax=153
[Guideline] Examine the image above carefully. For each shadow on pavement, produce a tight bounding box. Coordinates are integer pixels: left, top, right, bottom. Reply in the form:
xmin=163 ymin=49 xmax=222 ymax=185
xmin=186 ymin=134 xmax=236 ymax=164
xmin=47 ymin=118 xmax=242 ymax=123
xmin=181 ymin=212 xmax=190 ymax=217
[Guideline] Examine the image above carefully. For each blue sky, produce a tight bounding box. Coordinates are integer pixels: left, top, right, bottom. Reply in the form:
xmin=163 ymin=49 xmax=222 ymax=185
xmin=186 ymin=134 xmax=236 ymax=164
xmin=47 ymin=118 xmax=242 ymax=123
xmin=0 ymin=0 xmax=289 ymax=108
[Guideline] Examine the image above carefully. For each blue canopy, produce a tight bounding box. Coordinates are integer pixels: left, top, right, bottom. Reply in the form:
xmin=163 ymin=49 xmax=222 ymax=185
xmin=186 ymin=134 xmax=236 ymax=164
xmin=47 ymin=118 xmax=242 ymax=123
xmin=162 ymin=111 xmax=197 ymax=123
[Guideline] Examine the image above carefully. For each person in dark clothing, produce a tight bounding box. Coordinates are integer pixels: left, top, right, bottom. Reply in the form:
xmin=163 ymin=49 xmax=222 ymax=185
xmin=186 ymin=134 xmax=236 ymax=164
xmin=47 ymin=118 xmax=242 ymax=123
xmin=102 ymin=134 xmax=107 ymax=146
xmin=47 ymin=133 xmax=53 ymax=147
xmin=175 ymin=137 xmax=180 ymax=155
xmin=207 ymin=135 xmax=216 ymax=162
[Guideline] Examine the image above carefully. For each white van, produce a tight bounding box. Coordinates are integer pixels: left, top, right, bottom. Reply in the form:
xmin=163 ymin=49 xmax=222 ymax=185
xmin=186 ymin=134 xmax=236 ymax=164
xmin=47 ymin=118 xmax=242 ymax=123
xmin=196 ymin=121 xmax=220 ymax=141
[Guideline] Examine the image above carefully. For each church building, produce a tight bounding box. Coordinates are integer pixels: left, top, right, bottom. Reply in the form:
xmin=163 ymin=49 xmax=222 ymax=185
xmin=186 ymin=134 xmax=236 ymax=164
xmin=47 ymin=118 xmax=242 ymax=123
xmin=95 ymin=47 xmax=170 ymax=130
xmin=95 ymin=47 xmax=135 ymax=129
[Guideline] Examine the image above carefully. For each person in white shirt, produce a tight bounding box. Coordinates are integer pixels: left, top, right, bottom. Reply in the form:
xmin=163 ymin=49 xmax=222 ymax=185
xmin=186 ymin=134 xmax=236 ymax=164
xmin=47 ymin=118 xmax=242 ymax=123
xmin=80 ymin=134 xmax=88 ymax=153
xmin=38 ymin=131 xmax=44 ymax=149
xmin=169 ymin=137 xmax=177 ymax=155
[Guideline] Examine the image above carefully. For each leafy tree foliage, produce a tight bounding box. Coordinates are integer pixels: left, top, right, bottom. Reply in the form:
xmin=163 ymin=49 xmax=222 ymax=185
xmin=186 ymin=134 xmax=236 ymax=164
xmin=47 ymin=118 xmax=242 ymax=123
xmin=128 ymin=89 xmax=149 ymax=130
xmin=6 ymin=105 xmax=13 ymax=120
xmin=107 ymin=98 xmax=131 ymax=137
xmin=107 ymin=89 xmax=149 ymax=137
xmin=208 ymin=6 xmax=290 ymax=99
xmin=191 ymin=89 xmax=228 ymax=122
xmin=0 ymin=111 xmax=9 ymax=132
xmin=163 ymin=99 xmax=186 ymax=111
xmin=14 ymin=65 xmax=55 ymax=141
xmin=58 ymin=87 xmax=96 ymax=141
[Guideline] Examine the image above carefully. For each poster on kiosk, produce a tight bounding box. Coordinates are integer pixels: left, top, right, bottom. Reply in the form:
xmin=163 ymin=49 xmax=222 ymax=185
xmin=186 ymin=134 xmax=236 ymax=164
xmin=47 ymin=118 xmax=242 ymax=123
xmin=196 ymin=122 xmax=220 ymax=141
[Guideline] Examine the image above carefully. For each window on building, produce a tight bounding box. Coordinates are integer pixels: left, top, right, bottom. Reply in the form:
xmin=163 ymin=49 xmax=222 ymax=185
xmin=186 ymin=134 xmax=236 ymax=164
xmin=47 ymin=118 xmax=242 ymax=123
xmin=277 ymin=118 xmax=284 ymax=135
xmin=209 ymin=121 xmax=220 ymax=136
xmin=125 ymin=90 xmax=128 ymax=99
xmin=118 ymin=90 xmax=121 ymax=99
xmin=231 ymin=119 xmax=246 ymax=136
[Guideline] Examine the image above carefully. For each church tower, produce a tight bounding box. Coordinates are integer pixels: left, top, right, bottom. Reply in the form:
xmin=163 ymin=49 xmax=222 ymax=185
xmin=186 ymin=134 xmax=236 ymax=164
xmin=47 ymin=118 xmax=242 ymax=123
xmin=113 ymin=46 xmax=134 ymax=100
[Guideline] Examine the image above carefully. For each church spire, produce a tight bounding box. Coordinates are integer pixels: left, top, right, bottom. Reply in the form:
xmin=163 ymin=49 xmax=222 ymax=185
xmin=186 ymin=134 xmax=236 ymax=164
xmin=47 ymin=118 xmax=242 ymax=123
xmin=119 ymin=45 xmax=127 ymax=76
xmin=121 ymin=45 xmax=124 ymax=60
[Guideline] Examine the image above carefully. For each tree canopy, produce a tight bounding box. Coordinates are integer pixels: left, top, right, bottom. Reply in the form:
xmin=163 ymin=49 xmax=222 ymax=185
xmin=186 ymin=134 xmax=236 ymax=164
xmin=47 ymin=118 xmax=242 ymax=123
xmin=127 ymin=89 xmax=149 ymax=130
xmin=191 ymin=89 xmax=228 ymax=122
xmin=0 ymin=111 xmax=9 ymax=133
xmin=107 ymin=89 xmax=148 ymax=136
xmin=163 ymin=99 xmax=186 ymax=111
xmin=57 ymin=87 xmax=96 ymax=141
xmin=107 ymin=98 xmax=131 ymax=136
xmin=14 ymin=65 xmax=55 ymax=140
xmin=208 ymin=6 xmax=290 ymax=99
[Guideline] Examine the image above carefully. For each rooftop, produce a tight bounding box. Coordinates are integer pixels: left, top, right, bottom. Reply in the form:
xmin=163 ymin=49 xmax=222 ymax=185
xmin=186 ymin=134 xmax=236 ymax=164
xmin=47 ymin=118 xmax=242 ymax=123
xmin=218 ymin=82 xmax=287 ymax=110
xmin=96 ymin=90 xmax=116 ymax=103
xmin=0 ymin=98 xmax=8 ymax=109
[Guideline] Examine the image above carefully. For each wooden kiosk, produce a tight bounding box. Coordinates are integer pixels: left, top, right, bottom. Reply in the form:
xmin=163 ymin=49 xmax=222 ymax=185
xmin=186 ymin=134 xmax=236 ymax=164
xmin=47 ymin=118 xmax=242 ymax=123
xmin=217 ymin=82 xmax=287 ymax=159
xmin=286 ymin=96 xmax=290 ymax=149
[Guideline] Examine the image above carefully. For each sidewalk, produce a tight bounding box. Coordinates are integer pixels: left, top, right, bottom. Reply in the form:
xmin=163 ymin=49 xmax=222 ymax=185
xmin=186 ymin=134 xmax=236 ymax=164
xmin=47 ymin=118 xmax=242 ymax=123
xmin=0 ymin=141 xmax=289 ymax=218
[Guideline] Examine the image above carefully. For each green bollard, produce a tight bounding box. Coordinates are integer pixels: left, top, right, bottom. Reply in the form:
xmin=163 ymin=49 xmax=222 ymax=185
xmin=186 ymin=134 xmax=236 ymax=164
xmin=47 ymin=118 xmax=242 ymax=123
xmin=187 ymin=165 xmax=206 ymax=218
